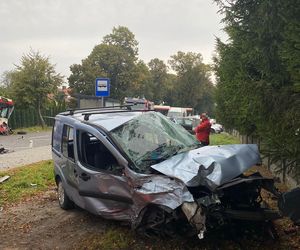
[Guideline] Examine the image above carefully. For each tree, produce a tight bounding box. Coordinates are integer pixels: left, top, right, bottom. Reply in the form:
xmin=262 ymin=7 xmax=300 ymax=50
xmin=130 ymin=60 xmax=152 ymax=98
xmin=162 ymin=73 xmax=178 ymax=106
xmin=214 ymin=0 xmax=300 ymax=181
xmin=0 ymin=71 xmax=14 ymax=97
xmin=10 ymin=50 xmax=63 ymax=127
xmin=69 ymin=26 xmax=140 ymax=100
xmin=169 ymin=51 xmax=215 ymax=114
xmin=148 ymin=58 xmax=168 ymax=104
xmin=103 ymin=26 xmax=138 ymax=58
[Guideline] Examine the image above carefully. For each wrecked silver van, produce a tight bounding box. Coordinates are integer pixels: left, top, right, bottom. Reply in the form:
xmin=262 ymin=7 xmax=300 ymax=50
xmin=52 ymin=108 xmax=300 ymax=239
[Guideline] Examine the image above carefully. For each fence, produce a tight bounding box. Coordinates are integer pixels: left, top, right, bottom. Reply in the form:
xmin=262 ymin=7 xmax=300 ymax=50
xmin=9 ymin=106 xmax=66 ymax=129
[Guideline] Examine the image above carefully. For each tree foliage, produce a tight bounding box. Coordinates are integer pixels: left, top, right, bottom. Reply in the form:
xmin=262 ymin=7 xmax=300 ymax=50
xmin=69 ymin=26 xmax=140 ymax=100
xmin=0 ymin=71 xmax=14 ymax=97
xmin=214 ymin=0 xmax=300 ymax=180
xmin=169 ymin=52 xmax=215 ymax=114
xmin=68 ymin=26 xmax=215 ymax=114
xmin=9 ymin=50 xmax=63 ymax=127
xmin=147 ymin=58 xmax=169 ymax=104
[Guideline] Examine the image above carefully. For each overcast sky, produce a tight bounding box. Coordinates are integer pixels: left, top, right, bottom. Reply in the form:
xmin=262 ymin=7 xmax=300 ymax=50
xmin=0 ymin=0 xmax=227 ymax=80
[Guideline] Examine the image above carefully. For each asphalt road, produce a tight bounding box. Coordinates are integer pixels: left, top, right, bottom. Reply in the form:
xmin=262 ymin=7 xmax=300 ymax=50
xmin=0 ymin=131 xmax=51 ymax=152
xmin=0 ymin=131 xmax=52 ymax=170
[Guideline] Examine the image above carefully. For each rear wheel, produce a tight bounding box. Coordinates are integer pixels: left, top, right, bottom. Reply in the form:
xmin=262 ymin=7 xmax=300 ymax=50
xmin=57 ymin=179 xmax=74 ymax=210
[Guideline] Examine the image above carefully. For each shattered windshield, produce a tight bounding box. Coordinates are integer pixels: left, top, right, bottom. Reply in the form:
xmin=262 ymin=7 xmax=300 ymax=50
xmin=110 ymin=112 xmax=200 ymax=172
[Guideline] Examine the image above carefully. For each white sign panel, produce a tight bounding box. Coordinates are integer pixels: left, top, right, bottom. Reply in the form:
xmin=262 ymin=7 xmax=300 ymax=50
xmin=97 ymin=80 xmax=108 ymax=91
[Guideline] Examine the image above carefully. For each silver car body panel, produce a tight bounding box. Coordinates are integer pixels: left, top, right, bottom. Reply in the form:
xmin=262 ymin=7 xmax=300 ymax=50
xmin=125 ymin=167 xmax=194 ymax=209
xmin=73 ymin=112 xmax=141 ymax=131
xmin=151 ymin=144 xmax=260 ymax=190
xmin=75 ymin=166 xmax=194 ymax=222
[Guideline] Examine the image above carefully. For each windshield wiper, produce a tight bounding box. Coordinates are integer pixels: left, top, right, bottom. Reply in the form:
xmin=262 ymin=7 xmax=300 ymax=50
xmin=142 ymin=145 xmax=184 ymax=163
xmin=136 ymin=144 xmax=186 ymax=166
xmin=141 ymin=156 xmax=167 ymax=163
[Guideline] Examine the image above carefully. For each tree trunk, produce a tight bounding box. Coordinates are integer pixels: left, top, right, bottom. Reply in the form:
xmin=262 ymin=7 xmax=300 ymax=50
xmin=267 ymin=152 xmax=271 ymax=171
xmin=37 ymin=100 xmax=46 ymax=128
xmin=282 ymin=159 xmax=287 ymax=183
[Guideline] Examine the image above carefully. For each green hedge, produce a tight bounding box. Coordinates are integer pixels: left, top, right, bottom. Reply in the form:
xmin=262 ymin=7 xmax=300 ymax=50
xmin=9 ymin=106 xmax=66 ymax=129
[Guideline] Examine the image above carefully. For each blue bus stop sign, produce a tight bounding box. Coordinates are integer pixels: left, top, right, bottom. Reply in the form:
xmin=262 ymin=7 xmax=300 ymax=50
xmin=95 ymin=78 xmax=110 ymax=97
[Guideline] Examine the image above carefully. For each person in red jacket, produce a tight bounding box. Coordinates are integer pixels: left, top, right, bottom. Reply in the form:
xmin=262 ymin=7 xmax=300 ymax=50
xmin=195 ymin=113 xmax=211 ymax=146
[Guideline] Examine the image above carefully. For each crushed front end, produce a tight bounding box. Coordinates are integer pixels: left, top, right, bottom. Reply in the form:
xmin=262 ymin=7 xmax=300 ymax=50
xmin=147 ymin=144 xmax=295 ymax=239
xmin=184 ymin=172 xmax=283 ymax=239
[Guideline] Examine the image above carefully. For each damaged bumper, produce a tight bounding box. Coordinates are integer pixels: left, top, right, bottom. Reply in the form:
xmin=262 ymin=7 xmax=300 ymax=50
xmin=175 ymin=173 xmax=300 ymax=240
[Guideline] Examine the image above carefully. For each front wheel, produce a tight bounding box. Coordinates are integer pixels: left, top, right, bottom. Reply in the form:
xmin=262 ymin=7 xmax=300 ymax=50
xmin=57 ymin=179 xmax=74 ymax=210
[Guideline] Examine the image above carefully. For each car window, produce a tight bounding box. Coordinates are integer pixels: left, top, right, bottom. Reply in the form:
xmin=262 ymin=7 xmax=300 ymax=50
xmin=62 ymin=125 xmax=75 ymax=160
xmin=184 ymin=119 xmax=193 ymax=126
xmin=77 ymin=130 xmax=122 ymax=174
xmin=52 ymin=120 xmax=63 ymax=152
xmin=176 ymin=118 xmax=184 ymax=125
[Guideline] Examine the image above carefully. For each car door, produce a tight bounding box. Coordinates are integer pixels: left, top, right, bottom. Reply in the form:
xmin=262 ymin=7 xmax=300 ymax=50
xmin=52 ymin=121 xmax=78 ymax=201
xmin=74 ymin=124 xmax=133 ymax=221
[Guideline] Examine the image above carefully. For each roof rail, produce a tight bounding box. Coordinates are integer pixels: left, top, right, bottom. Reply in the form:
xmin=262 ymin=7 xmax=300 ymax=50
xmin=65 ymin=105 xmax=133 ymax=116
xmin=82 ymin=109 xmax=151 ymax=121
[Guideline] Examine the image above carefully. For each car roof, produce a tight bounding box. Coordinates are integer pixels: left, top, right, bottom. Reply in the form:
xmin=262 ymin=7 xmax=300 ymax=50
xmin=57 ymin=109 xmax=147 ymax=131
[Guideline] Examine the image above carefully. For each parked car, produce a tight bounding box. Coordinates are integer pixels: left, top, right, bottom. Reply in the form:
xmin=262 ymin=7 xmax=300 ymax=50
xmin=169 ymin=117 xmax=194 ymax=134
xmin=209 ymin=118 xmax=223 ymax=134
xmin=211 ymin=123 xmax=224 ymax=134
xmin=52 ymin=107 xmax=300 ymax=239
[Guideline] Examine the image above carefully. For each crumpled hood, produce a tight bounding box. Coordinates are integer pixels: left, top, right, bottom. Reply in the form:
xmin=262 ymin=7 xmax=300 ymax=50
xmin=151 ymin=144 xmax=260 ymax=190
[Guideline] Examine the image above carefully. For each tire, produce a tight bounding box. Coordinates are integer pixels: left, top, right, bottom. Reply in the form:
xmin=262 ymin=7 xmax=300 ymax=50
xmin=57 ymin=179 xmax=74 ymax=210
xmin=136 ymin=206 xmax=179 ymax=238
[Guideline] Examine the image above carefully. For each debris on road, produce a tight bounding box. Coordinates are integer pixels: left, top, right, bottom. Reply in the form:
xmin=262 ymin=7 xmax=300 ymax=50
xmin=0 ymin=147 xmax=9 ymax=154
xmin=17 ymin=131 xmax=27 ymax=135
xmin=0 ymin=175 xmax=10 ymax=183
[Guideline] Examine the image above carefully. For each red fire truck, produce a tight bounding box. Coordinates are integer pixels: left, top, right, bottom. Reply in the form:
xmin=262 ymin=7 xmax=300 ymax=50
xmin=0 ymin=96 xmax=14 ymax=135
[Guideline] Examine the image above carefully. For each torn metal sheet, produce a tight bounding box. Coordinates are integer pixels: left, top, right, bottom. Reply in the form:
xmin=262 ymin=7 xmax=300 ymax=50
xmin=151 ymin=144 xmax=260 ymax=190
xmin=125 ymin=168 xmax=194 ymax=210
xmin=181 ymin=202 xmax=206 ymax=239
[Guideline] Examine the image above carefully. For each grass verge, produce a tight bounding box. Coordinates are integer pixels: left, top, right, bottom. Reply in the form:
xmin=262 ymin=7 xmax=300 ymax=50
xmin=0 ymin=160 xmax=55 ymax=206
xmin=210 ymin=132 xmax=240 ymax=145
